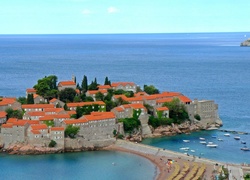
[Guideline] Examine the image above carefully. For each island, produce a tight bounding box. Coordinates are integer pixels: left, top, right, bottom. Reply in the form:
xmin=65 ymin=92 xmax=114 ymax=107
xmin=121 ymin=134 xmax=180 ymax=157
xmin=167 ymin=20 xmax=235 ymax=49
xmin=240 ymin=38 xmax=250 ymax=46
xmin=3 ymin=75 xmax=250 ymax=179
xmin=0 ymin=75 xmax=223 ymax=154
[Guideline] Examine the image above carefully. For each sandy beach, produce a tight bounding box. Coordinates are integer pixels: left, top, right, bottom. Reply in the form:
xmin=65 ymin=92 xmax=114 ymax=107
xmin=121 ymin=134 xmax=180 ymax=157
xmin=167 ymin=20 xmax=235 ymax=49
xmin=105 ymin=141 xmax=217 ymax=180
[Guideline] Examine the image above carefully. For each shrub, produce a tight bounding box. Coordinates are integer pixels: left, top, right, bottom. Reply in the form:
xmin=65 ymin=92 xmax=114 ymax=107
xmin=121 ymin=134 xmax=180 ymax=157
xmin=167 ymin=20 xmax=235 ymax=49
xmin=49 ymin=140 xmax=57 ymax=147
xmin=117 ymin=134 xmax=124 ymax=139
xmin=194 ymin=114 xmax=201 ymax=121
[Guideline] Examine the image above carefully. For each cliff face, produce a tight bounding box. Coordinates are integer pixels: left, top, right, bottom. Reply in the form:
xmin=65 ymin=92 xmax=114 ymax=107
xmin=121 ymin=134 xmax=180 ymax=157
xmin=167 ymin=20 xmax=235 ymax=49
xmin=241 ymin=38 xmax=250 ymax=46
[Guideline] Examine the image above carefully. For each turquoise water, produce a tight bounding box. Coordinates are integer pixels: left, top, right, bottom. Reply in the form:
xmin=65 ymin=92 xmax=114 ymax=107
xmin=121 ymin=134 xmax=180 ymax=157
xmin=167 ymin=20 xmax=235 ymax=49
xmin=0 ymin=151 xmax=157 ymax=180
xmin=142 ymin=130 xmax=250 ymax=164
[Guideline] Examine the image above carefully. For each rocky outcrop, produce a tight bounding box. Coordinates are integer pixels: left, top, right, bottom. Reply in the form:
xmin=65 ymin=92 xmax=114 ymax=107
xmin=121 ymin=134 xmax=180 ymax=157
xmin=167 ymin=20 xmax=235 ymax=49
xmin=240 ymin=38 xmax=250 ymax=46
xmin=3 ymin=143 xmax=64 ymax=155
xmin=150 ymin=121 xmax=209 ymax=137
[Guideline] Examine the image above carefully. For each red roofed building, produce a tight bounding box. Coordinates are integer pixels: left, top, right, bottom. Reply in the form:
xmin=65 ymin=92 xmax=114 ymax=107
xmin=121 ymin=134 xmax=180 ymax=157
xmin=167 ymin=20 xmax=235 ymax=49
xmin=49 ymin=98 xmax=65 ymax=108
xmin=26 ymin=88 xmax=36 ymax=98
xmin=58 ymin=80 xmax=76 ymax=91
xmin=0 ymin=111 xmax=7 ymax=124
xmin=22 ymin=104 xmax=55 ymax=112
xmin=50 ymin=127 xmax=65 ymax=147
xmin=86 ymin=89 xmax=108 ymax=101
xmin=111 ymin=82 xmax=137 ymax=92
xmin=27 ymin=124 xmax=49 ymax=145
xmin=0 ymin=98 xmax=21 ymax=111
xmin=97 ymin=85 xmax=111 ymax=90
xmin=156 ymin=107 xmax=169 ymax=118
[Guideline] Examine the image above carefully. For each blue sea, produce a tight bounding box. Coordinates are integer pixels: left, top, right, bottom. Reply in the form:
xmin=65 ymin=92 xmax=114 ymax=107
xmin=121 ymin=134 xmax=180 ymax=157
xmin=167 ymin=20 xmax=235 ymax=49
xmin=0 ymin=32 xmax=250 ymax=177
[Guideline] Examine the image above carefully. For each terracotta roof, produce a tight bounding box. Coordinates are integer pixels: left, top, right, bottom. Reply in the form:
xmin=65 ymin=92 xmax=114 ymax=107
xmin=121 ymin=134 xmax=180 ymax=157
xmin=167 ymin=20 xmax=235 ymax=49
xmin=39 ymin=115 xmax=54 ymax=121
xmin=0 ymin=111 xmax=7 ymax=118
xmin=87 ymin=89 xmax=107 ymax=95
xmin=1 ymin=124 xmax=13 ymax=128
xmin=31 ymin=124 xmax=48 ymax=130
xmin=111 ymin=82 xmax=135 ymax=87
xmin=27 ymin=111 xmax=46 ymax=116
xmin=51 ymin=127 xmax=64 ymax=131
xmin=98 ymin=85 xmax=111 ymax=89
xmin=134 ymin=92 xmax=148 ymax=97
xmin=33 ymin=94 xmax=40 ymax=99
xmin=49 ymin=98 xmax=58 ymax=103
xmin=178 ymin=95 xmax=192 ymax=103
xmin=156 ymin=98 xmax=173 ymax=103
xmin=44 ymin=108 xmax=64 ymax=113
xmin=31 ymin=130 xmax=41 ymax=134
xmin=58 ymin=81 xmax=76 ymax=86
xmin=114 ymin=107 xmax=124 ymax=112
xmin=156 ymin=107 xmax=169 ymax=111
xmin=63 ymin=119 xmax=88 ymax=125
xmin=126 ymin=96 xmax=144 ymax=102
xmin=82 ymin=112 xmax=115 ymax=121
xmin=7 ymin=118 xmax=18 ymax=123
xmin=129 ymin=103 xmax=146 ymax=109
xmin=67 ymin=101 xmax=105 ymax=107
xmin=39 ymin=114 xmax=70 ymax=121
xmin=26 ymin=88 xmax=36 ymax=93
xmin=113 ymin=95 xmax=127 ymax=100
xmin=144 ymin=95 xmax=159 ymax=100
xmin=22 ymin=104 xmax=54 ymax=109
xmin=13 ymin=120 xmax=28 ymax=126
xmin=0 ymin=98 xmax=16 ymax=106
xmin=27 ymin=120 xmax=40 ymax=125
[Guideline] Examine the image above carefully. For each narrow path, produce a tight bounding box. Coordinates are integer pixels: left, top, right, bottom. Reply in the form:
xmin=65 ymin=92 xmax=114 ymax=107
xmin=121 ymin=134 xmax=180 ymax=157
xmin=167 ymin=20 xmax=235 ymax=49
xmin=228 ymin=165 xmax=244 ymax=180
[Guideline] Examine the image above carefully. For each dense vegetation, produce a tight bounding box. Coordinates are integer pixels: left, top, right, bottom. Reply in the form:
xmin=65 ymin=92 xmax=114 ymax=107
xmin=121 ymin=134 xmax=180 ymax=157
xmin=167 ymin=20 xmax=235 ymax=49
xmin=163 ymin=98 xmax=189 ymax=124
xmin=5 ymin=108 xmax=23 ymax=119
xmin=119 ymin=109 xmax=141 ymax=133
xmin=143 ymin=85 xmax=160 ymax=95
xmin=48 ymin=140 xmax=57 ymax=147
xmin=148 ymin=116 xmax=173 ymax=128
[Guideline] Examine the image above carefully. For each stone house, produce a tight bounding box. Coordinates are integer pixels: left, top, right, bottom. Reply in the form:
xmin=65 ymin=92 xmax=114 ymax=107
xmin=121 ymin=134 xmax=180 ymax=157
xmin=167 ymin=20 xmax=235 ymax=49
xmin=39 ymin=114 xmax=71 ymax=127
xmin=156 ymin=107 xmax=169 ymax=118
xmin=85 ymin=89 xmax=108 ymax=101
xmin=0 ymin=111 xmax=7 ymax=124
xmin=26 ymin=88 xmax=36 ymax=98
xmin=63 ymin=112 xmax=117 ymax=141
xmin=23 ymin=111 xmax=46 ymax=120
xmin=44 ymin=108 xmax=66 ymax=115
xmin=111 ymin=82 xmax=137 ymax=92
xmin=1 ymin=120 xmax=29 ymax=147
xmin=33 ymin=94 xmax=47 ymax=104
xmin=49 ymin=127 xmax=65 ymax=148
xmin=22 ymin=104 xmax=54 ymax=112
xmin=27 ymin=124 xmax=50 ymax=146
xmin=58 ymin=81 xmax=76 ymax=91
xmin=49 ymin=98 xmax=65 ymax=108
xmin=0 ymin=98 xmax=22 ymax=111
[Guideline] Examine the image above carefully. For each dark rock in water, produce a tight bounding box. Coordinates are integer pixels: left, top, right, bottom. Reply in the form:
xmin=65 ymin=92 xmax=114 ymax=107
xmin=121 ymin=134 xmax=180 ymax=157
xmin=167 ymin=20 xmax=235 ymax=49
xmin=241 ymin=38 xmax=250 ymax=46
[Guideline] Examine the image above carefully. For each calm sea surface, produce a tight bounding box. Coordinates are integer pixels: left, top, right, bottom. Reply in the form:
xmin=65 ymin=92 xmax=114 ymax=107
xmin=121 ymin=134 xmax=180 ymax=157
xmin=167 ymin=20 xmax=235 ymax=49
xmin=0 ymin=33 xmax=250 ymax=175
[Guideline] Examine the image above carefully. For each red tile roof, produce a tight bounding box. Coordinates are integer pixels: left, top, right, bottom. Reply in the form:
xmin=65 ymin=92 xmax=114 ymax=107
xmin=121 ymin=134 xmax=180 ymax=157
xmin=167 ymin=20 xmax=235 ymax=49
xmin=13 ymin=120 xmax=28 ymax=126
xmin=31 ymin=130 xmax=41 ymax=134
xmin=128 ymin=103 xmax=146 ymax=110
xmin=27 ymin=111 xmax=46 ymax=116
xmin=0 ymin=98 xmax=16 ymax=106
xmin=178 ymin=95 xmax=192 ymax=103
xmin=82 ymin=112 xmax=115 ymax=121
xmin=7 ymin=118 xmax=18 ymax=123
xmin=114 ymin=107 xmax=124 ymax=112
xmin=156 ymin=107 xmax=169 ymax=111
xmin=31 ymin=124 xmax=48 ymax=130
xmin=26 ymin=88 xmax=36 ymax=93
xmin=51 ymin=127 xmax=64 ymax=131
xmin=98 ymin=85 xmax=111 ymax=89
xmin=63 ymin=119 xmax=88 ymax=125
xmin=156 ymin=98 xmax=173 ymax=103
xmin=49 ymin=98 xmax=58 ymax=103
xmin=66 ymin=110 xmax=76 ymax=115
xmin=58 ymin=81 xmax=76 ymax=86
xmin=22 ymin=104 xmax=54 ymax=109
xmin=87 ymin=89 xmax=107 ymax=95
xmin=0 ymin=111 xmax=7 ymax=118
xmin=1 ymin=124 xmax=13 ymax=128
xmin=27 ymin=120 xmax=40 ymax=125
xmin=111 ymin=82 xmax=135 ymax=87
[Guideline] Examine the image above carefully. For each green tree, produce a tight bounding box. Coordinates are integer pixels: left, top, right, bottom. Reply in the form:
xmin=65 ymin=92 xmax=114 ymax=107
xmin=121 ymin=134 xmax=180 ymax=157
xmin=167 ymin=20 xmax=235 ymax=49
xmin=88 ymin=78 xmax=98 ymax=90
xmin=194 ymin=114 xmax=201 ymax=120
xmin=85 ymin=96 xmax=94 ymax=102
xmin=163 ymin=98 xmax=189 ymax=124
xmin=143 ymin=85 xmax=160 ymax=95
xmin=59 ymin=88 xmax=76 ymax=103
xmin=17 ymin=96 xmax=27 ymax=105
xmin=33 ymin=75 xmax=58 ymax=99
xmin=65 ymin=125 xmax=80 ymax=138
xmin=5 ymin=108 xmax=23 ymax=119
xmin=81 ymin=75 xmax=88 ymax=93
xmin=104 ymin=76 xmax=111 ymax=85
xmin=27 ymin=94 xmax=34 ymax=104
xmin=95 ymin=92 xmax=104 ymax=101
xmin=49 ymin=140 xmax=57 ymax=147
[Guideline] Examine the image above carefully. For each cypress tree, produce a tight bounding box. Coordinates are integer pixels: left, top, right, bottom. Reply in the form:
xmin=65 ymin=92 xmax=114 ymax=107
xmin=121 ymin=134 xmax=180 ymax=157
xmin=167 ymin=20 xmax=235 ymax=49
xmin=27 ymin=94 xmax=34 ymax=104
xmin=81 ymin=75 xmax=88 ymax=93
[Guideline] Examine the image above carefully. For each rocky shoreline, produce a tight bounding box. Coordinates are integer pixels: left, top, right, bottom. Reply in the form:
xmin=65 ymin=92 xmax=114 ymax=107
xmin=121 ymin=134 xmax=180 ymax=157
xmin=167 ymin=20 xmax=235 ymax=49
xmin=1 ymin=120 xmax=222 ymax=155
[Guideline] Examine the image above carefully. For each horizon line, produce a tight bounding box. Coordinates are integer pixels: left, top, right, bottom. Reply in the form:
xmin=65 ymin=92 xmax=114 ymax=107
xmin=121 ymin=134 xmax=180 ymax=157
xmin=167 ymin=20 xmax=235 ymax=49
xmin=0 ymin=31 xmax=249 ymax=36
